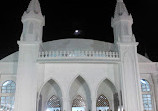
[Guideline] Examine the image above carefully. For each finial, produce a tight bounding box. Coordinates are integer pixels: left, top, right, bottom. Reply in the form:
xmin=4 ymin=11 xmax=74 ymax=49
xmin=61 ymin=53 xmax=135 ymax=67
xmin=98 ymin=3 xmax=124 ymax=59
xmin=27 ymin=0 xmax=41 ymax=14
xmin=22 ymin=0 xmax=44 ymax=27
xmin=114 ymin=0 xmax=128 ymax=17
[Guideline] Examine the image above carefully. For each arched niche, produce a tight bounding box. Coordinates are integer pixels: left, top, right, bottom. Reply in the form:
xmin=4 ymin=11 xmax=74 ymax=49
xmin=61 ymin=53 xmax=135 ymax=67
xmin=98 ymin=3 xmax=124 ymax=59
xmin=38 ymin=79 xmax=62 ymax=111
xmin=69 ymin=76 xmax=91 ymax=111
xmin=97 ymin=79 xmax=119 ymax=111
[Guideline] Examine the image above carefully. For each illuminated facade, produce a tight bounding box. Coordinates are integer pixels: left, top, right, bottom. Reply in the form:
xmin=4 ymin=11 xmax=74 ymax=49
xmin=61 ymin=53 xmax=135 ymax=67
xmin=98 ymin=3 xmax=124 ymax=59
xmin=0 ymin=0 xmax=158 ymax=111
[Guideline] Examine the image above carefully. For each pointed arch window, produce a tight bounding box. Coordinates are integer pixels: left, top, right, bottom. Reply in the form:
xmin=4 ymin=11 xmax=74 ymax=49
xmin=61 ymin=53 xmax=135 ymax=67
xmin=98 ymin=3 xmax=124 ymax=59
xmin=72 ymin=95 xmax=85 ymax=111
xmin=47 ymin=95 xmax=60 ymax=108
xmin=72 ymin=95 xmax=85 ymax=107
xmin=96 ymin=94 xmax=110 ymax=111
xmin=47 ymin=95 xmax=61 ymax=111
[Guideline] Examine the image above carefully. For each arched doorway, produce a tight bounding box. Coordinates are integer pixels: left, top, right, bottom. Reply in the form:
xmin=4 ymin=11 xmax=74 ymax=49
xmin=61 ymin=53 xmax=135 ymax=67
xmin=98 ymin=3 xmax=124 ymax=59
xmin=96 ymin=94 xmax=110 ymax=111
xmin=72 ymin=95 xmax=85 ymax=111
xmin=69 ymin=76 xmax=91 ymax=111
xmin=97 ymin=79 xmax=119 ymax=111
xmin=38 ymin=79 xmax=62 ymax=111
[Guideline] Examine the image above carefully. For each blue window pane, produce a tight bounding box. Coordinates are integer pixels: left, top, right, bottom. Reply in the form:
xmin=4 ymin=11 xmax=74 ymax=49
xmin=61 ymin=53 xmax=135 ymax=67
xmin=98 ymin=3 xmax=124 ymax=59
xmin=141 ymin=79 xmax=150 ymax=92
xmin=1 ymin=80 xmax=16 ymax=93
xmin=0 ymin=96 xmax=15 ymax=111
xmin=0 ymin=81 xmax=16 ymax=111
xmin=2 ymin=90 xmax=6 ymax=93
xmin=142 ymin=94 xmax=152 ymax=110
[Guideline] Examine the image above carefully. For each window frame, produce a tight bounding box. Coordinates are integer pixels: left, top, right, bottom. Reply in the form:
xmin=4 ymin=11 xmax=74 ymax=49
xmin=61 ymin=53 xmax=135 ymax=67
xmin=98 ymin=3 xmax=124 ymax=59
xmin=0 ymin=80 xmax=16 ymax=111
xmin=141 ymin=79 xmax=152 ymax=111
xmin=1 ymin=80 xmax=16 ymax=94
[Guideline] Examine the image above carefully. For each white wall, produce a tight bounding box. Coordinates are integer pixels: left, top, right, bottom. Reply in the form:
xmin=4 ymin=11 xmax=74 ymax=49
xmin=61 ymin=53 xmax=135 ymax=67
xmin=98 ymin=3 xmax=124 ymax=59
xmin=37 ymin=63 xmax=120 ymax=111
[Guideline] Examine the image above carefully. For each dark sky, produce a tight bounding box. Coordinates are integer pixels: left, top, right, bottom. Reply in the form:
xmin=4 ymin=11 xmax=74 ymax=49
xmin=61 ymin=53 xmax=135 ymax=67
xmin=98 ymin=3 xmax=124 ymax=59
xmin=0 ymin=0 xmax=158 ymax=61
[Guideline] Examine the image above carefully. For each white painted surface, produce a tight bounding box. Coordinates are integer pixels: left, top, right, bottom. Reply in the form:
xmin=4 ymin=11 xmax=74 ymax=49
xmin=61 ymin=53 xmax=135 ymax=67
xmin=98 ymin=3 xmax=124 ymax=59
xmin=0 ymin=0 xmax=158 ymax=111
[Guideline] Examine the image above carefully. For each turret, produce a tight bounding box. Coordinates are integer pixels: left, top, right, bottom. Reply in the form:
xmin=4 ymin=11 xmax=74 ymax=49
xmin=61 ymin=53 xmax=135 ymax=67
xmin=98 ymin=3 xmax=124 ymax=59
xmin=111 ymin=0 xmax=135 ymax=43
xmin=20 ymin=0 xmax=45 ymax=42
xmin=111 ymin=1 xmax=144 ymax=111
xmin=14 ymin=0 xmax=45 ymax=111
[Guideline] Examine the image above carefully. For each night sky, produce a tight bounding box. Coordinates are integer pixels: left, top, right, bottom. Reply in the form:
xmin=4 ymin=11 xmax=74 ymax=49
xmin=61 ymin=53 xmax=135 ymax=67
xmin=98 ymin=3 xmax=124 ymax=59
xmin=0 ymin=0 xmax=158 ymax=61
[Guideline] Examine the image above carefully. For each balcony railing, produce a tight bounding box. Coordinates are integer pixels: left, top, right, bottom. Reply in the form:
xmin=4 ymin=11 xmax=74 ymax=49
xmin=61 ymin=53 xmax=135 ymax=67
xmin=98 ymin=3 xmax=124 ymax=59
xmin=38 ymin=51 xmax=119 ymax=61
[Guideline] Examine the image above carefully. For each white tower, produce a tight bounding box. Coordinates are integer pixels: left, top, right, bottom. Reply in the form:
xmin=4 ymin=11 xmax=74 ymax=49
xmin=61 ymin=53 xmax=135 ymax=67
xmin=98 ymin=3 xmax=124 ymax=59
xmin=111 ymin=0 xmax=143 ymax=111
xmin=20 ymin=0 xmax=44 ymax=42
xmin=14 ymin=0 xmax=44 ymax=111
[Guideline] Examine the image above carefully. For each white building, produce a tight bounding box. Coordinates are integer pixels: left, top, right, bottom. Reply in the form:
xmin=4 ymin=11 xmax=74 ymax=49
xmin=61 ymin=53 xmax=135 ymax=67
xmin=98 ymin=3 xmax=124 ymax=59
xmin=0 ymin=0 xmax=158 ymax=111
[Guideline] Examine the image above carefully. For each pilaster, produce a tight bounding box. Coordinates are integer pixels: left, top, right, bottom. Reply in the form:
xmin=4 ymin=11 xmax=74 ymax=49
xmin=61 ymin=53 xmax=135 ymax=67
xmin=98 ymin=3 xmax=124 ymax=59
xmin=91 ymin=97 xmax=96 ymax=111
xmin=152 ymin=73 xmax=158 ymax=111
xmin=62 ymin=97 xmax=71 ymax=111
xmin=14 ymin=41 xmax=41 ymax=111
xmin=117 ymin=42 xmax=143 ymax=111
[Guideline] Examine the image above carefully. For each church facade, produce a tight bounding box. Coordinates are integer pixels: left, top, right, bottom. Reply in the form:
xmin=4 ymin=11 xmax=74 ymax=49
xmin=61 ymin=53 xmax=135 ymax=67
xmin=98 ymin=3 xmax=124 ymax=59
xmin=0 ymin=0 xmax=158 ymax=111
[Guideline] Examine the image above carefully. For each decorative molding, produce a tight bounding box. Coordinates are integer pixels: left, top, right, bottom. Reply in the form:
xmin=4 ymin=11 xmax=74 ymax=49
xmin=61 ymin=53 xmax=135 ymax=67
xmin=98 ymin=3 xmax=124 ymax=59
xmin=38 ymin=51 xmax=119 ymax=59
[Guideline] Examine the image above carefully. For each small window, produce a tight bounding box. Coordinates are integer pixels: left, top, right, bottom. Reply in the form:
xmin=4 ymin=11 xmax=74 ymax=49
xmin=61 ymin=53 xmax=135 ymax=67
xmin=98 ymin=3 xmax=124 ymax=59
xmin=0 ymin=96 xmax=15 ymax=111
xmin=142 ymin=94 xmax=152 ymax=110
xmin=1 ymin=80 xmax=16 ymax=93
xmin=141 ymin=79 xmax=150 ymax=92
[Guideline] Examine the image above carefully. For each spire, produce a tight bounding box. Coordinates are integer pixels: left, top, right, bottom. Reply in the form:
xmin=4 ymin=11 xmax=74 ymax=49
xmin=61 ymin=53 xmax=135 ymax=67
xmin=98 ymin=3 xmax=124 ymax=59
xmin=114 ymin=0 xmax=129 ymax=17
xmin=26 ymin=0 xmax=42 ymax=14
xmin=22 ymin=0 xmax=44 ymax=22
xmin=20 ymin=0 xmax=45 ymax=42
xmin=111 ymin=0 xmax=134 ymax=43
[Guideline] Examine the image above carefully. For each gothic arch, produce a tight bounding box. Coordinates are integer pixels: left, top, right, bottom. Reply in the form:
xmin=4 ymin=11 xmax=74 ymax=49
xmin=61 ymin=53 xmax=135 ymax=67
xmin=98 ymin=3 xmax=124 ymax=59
xmin=96 ymin=77 xmax=118 ymax=96
xmin=68 ymin=74 xmax=92 ymax=96
xmin=96 ymin=78 xmax=119 ymax=111
xmin=38 ymin=77 xmax=63 ymax=97
xmin=38 ymin=79 xmax=63 ymax=111
xmin=69 ymin=75 xmax=91 ymax=111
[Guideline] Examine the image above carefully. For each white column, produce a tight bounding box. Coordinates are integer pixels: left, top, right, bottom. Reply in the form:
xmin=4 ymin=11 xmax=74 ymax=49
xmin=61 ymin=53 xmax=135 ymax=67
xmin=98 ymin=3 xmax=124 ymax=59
xmin=118 ymin=43 xmax=144 ymax=111
xmin=14 ymin=42 xmax=40 ymax=111
xmin=91 ymin=98 xmax=96 ymax=111
xmin=152 ymin=74 xmax=158 ymax=110
xmin=62 ymin=97 xmax=71 ymax=111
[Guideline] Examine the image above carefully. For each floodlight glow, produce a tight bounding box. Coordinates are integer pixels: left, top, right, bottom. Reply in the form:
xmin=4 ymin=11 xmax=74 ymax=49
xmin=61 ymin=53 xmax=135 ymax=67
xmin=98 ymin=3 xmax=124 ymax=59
xmin=46 ymin=109 xmax=50 ymax=111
